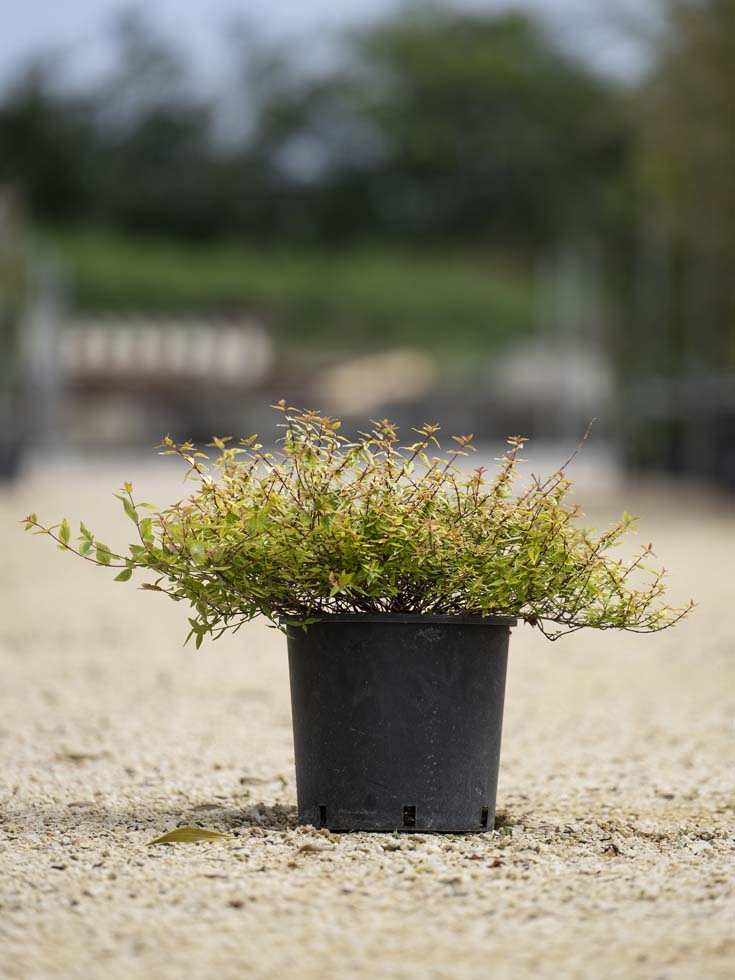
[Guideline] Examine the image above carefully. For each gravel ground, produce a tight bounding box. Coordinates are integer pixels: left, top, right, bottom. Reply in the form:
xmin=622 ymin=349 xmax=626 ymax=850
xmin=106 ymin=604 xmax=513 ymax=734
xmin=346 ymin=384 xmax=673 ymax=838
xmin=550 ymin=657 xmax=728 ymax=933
xmin=1 ymin=459 xmax=733 ymax=980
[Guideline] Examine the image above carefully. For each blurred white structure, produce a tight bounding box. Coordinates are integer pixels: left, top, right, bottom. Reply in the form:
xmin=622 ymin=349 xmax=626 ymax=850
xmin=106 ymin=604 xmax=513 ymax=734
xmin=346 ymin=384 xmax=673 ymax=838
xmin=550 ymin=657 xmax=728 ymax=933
xmin=492 ymin=342 xmax=615 ymax=427
xmin=491 ymin=240 xmax=615 ymax=439
xmin=24 ymin=312 xmax=274 ymax=447
xmin=58 ymin=316 xmax=272 ymax=385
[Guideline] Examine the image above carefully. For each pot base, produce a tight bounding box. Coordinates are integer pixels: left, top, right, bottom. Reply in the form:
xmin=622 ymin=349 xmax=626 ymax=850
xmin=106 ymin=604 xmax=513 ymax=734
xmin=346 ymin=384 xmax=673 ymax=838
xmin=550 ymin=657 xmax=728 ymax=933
xmin=297 ymin=807 xmax=494 ymax=835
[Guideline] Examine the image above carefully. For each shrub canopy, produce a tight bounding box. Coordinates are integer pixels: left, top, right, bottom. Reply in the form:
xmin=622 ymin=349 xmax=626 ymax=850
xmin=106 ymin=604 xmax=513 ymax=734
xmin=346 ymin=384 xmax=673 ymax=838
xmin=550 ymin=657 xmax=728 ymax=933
xmin=25 ymin=404 xmax=692 ymax=643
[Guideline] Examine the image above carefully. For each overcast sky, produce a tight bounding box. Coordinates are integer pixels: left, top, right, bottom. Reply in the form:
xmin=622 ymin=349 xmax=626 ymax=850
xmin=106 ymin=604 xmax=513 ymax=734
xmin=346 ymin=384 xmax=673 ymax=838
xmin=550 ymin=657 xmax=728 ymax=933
xmin=1 ymin=0 xmax=651 ymax=91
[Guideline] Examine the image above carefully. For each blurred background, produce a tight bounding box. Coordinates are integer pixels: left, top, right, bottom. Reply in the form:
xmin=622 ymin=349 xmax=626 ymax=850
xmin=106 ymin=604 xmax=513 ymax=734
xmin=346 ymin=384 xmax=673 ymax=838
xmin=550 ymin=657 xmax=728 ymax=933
xmin=0 ymin=0 xmax=733 ymax=489
xmin=3 ymin=8 xmax=734 ymax=976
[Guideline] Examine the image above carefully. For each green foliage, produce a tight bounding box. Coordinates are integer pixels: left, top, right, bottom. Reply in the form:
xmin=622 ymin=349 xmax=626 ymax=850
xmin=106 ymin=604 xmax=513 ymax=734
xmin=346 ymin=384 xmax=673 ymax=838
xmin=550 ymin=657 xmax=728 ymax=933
xmin=24 ymin=405 xmax=692 ymax=642
xmin=47 ymin=230 xmax=534 ymax=353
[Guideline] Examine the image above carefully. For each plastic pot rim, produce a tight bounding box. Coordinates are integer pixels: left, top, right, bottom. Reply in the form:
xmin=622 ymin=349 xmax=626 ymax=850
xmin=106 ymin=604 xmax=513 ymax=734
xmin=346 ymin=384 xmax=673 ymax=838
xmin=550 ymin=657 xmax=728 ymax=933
xmin=280 ymin=612 xmax=517 ymax=627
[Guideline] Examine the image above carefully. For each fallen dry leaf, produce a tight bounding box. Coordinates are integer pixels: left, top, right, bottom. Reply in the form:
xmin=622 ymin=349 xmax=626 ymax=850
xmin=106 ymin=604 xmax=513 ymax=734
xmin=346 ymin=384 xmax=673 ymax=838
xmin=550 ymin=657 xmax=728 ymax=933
xmin=147 ymin=827 xmax=232 ymax=846
xmin=296 ymin=842 xmax=334 ymax=855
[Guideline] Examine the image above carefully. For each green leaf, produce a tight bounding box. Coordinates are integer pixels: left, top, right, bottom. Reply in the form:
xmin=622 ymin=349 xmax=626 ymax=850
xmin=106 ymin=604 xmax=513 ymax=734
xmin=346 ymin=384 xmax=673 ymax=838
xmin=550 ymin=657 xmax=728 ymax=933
xmin=146 ymin=826 xmax=231 ymax=846
xmin=114 ymin=567 xmax=133 ymax=582
xmin=59 ymin=519 xmax=70 ymax=547
xmin=79 ymin=540 xmax=93 ymax=556
xmin=139 ymin=518 xmax=154 ymax=542
xmin=95 ymin=543 xmax=111 ymax=565
xmin=247 ymin=509 xmax=268 ymax=533
xmin=114 ymin=493 xmax=138 ymax=522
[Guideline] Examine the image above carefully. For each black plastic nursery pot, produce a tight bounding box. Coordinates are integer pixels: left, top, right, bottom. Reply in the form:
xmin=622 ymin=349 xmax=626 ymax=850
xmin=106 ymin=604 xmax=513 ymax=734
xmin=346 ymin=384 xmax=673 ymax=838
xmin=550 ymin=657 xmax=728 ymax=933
xmin=285 ymin=613 xmax=516 ymax=834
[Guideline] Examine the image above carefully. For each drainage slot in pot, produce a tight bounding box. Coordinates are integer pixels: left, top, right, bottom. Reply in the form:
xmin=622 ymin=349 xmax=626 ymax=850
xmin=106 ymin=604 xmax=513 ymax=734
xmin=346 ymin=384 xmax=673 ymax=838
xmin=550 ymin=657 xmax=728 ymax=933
xmin=480 ymin=805 xmax=489 ymax=829
xmin=402 ymin=805 xmax=416 ymax=828
xmin=318 ymin=805 xmax=327 ymax=827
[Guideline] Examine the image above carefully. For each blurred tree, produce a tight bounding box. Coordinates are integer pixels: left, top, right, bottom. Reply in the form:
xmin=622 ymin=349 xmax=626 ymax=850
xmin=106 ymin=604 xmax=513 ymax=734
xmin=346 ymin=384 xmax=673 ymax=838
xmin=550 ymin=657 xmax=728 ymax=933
xmin=636 ymin=0 xmax=735 ymax=368
xmin=92 ymin=10 xmax=225 ymax=238
xmin=0 ymin=6 xmax=632 ymax=248
xmin=617 ymin=0 xmax=735 ymax=487
xmin=0 ymin=60 xmax=98 ymax=221
xmin=350 ymin=9 xmax=631 ymax=243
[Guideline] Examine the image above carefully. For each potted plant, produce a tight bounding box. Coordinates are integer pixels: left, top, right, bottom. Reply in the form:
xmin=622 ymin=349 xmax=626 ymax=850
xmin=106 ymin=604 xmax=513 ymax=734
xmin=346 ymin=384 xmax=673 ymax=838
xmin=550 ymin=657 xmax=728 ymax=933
xmin=24 ymin=403 xmax=691 ymax=833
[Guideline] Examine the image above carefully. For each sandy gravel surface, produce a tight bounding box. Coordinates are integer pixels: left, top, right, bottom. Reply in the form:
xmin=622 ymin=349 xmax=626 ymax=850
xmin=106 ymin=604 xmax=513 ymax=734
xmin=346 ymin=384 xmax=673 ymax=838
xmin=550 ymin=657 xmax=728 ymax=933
xmin=1 ymin=459 xmax=733 ymax=980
